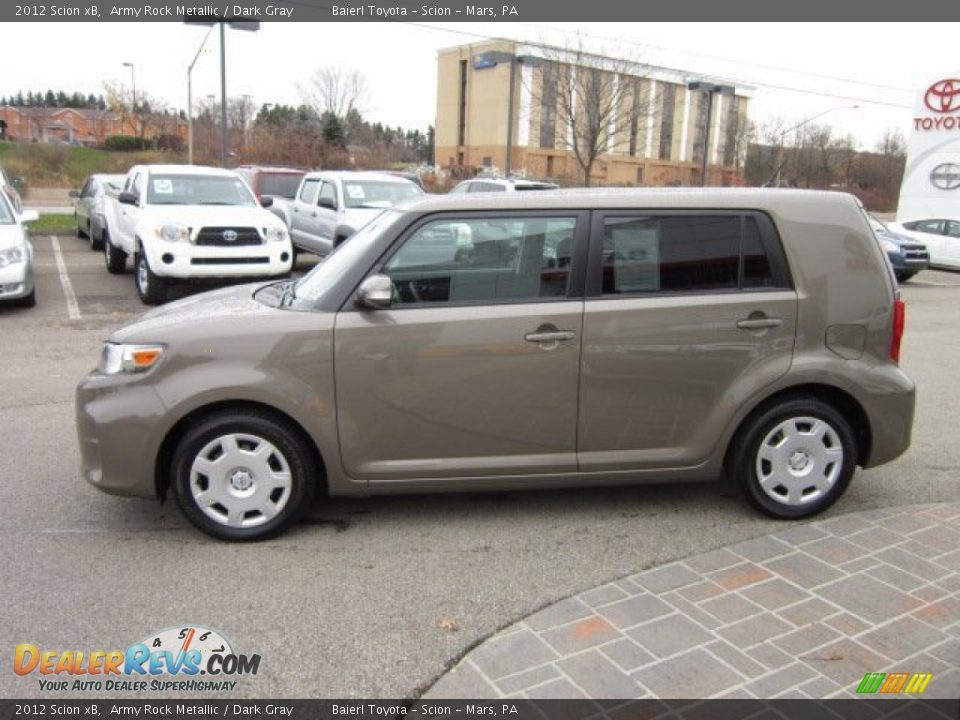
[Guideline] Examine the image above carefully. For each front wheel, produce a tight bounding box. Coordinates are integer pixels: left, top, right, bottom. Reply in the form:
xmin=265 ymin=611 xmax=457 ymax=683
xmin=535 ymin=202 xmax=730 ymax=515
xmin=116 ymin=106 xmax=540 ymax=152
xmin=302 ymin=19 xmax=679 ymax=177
xmin=135 ymin=251 xmax=168 ymax=305
xmin=171 ymin=411 xmax=318 ymax=541
xmin=728 ymin=398 xmax=856 ymax=519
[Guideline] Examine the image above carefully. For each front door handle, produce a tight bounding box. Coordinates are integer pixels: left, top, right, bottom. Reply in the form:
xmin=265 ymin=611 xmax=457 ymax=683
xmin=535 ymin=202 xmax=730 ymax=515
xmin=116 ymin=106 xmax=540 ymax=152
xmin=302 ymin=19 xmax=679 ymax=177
xmin=737 ymin=317 xmax=783 ymax=330
xmin=524 ymin=330 xmax=576 ymax=343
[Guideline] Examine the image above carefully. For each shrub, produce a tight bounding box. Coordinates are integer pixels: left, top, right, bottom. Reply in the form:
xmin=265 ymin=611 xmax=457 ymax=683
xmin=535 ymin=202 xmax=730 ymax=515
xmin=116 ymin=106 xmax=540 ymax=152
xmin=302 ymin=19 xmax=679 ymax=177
xmin=105 ymin=135 xmax=149 ymax=151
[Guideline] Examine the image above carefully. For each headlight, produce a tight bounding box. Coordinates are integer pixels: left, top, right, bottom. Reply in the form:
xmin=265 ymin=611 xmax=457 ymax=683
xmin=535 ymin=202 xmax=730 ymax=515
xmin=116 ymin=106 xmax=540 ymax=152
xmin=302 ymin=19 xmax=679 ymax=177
xmin=880 ymin=238 xmax=899 ymax=253
xmin=99 ymin=343 xmax=165 ymax=375
xmin=155 ymin=223 xmax=189 ymax=243
xmin=0 ymin=246 xmax=25 ymax=268
xmin=265 ymin=226 xmax=288 ymax=243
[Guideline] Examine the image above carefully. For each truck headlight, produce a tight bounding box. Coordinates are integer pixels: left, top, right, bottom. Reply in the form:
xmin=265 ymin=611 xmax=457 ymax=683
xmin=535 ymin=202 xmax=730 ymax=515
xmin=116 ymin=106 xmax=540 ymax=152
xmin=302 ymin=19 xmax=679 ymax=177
xmin=155 ymin=223 xmax=189 ymax=243
xmin=265 ymin=226 xmax=288 ymax=243
xmin=879 ymin=238 xmax=899 ymax=253
xmin=99 ymin=343 xmax=165 ymax=375
xmin=0 ymin=246 xmax=25 ymax=268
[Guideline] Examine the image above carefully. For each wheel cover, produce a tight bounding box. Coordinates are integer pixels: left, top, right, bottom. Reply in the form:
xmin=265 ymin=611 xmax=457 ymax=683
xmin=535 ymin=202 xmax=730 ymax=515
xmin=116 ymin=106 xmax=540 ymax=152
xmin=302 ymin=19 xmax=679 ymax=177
xmin=755 ymin=416 xmax=843 ymax=507
xmin=189 ymin=433 xmax=293 ymax=529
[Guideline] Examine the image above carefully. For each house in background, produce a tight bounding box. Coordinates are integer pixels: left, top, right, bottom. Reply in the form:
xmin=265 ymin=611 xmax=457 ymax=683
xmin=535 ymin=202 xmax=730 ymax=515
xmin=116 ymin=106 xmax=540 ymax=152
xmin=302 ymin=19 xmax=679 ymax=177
xmin=0 ymin=106 xmax=187 ymax=146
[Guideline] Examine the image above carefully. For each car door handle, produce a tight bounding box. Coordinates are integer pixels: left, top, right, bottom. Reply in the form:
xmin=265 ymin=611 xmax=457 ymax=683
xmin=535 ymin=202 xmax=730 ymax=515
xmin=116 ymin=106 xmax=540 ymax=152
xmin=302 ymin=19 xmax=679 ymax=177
xmin=524 ymin=330 xmax=576 ymax=343
xmin=737 ymin=317 xmax=783 ymax=330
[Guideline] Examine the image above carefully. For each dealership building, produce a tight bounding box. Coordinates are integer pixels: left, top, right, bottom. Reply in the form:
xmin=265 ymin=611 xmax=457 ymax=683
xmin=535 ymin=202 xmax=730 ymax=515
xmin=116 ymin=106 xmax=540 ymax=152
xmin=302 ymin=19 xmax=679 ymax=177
xmin=435 ymin=40 xmax=753 ymax=186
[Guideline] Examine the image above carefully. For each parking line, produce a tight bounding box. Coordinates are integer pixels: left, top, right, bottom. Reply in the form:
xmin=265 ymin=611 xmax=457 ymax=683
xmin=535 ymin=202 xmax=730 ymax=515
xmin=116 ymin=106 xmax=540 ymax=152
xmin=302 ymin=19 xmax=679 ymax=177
xmin=50 ymin=236 xmax=82 ymax=320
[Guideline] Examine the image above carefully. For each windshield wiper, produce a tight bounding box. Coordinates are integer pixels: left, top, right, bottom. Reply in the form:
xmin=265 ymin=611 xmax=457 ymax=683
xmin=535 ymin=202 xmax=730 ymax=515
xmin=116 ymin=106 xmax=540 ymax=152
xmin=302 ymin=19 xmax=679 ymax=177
xmin=198 ymin=201 xmax=239 ymax=205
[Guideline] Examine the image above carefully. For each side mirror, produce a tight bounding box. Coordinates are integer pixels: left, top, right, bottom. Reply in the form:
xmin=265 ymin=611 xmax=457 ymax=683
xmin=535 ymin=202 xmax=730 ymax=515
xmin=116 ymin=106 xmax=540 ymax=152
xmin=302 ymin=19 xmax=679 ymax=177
xmin=356 ymin=274 xmax=393 ymax=310
xmin=118 ymin=191 xmax=139 ymax=206
xmin=317 ymin=196 xmax=337 ymax=210
xmin=68 ymin=189 xmax=80 ymax=198
xmin=259 ymin=195 xmax=274 ymax=208
xmin=19 ymin=209 xmax=39 ymax=223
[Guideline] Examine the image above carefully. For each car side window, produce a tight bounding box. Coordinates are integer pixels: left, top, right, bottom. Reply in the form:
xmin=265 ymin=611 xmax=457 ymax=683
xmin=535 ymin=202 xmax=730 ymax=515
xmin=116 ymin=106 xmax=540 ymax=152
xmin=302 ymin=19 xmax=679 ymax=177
xmin=911 ymin=219 xmax=944 ymax=234
xmin=449 ymin=182 xmax=470 ymax=194
xmin=318 ymin=182 xmax=337 ymax=208
xmin=131 ymin=173 xmax=142 ymax=197
xmin=80 ymin=179 xmax=93 ymax=198
xmin=299 ymin=178 xmax=320 ymax=203
xmin=382 ymin=216 xmax=578 ymax=305
xmin=600 ymin=215 xmax=782 ymax=295
xmin=467 ymin=182 xmax=491 ymax=193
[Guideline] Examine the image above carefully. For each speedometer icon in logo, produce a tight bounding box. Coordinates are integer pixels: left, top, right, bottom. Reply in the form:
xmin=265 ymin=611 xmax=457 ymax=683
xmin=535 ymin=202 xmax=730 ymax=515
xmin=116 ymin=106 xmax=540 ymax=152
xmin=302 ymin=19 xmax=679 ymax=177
xmin=930 ymin=163 xmax=960 ymax=190
xmin=924 ymin=79 xmax=960 ymax=113
xmin=140 ymin=625 xmax=234 ymax=667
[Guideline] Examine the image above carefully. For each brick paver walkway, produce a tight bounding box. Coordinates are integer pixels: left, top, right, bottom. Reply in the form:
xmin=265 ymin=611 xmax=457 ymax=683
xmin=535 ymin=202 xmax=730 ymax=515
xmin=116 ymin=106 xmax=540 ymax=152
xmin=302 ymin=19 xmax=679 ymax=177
xmin=424 ymin=503 xmax=960 ymax=699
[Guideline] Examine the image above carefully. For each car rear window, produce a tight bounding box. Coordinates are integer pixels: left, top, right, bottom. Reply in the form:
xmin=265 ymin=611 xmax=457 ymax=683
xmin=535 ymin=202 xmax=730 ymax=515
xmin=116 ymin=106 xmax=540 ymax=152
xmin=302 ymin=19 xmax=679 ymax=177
xmin=257 ymin=172 xmax=305 ymax=199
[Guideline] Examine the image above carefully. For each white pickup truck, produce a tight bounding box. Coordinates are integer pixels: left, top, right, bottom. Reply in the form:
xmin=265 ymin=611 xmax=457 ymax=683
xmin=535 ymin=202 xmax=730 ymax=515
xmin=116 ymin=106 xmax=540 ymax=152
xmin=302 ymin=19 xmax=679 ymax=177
xmin=101 ymin=164 xmax=293 ymax=305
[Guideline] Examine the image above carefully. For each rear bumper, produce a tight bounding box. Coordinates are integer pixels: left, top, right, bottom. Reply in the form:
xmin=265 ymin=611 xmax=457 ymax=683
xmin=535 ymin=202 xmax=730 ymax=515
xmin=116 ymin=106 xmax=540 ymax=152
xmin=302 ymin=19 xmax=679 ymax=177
xmin=861 ymin=365 xmax=916 ymax=468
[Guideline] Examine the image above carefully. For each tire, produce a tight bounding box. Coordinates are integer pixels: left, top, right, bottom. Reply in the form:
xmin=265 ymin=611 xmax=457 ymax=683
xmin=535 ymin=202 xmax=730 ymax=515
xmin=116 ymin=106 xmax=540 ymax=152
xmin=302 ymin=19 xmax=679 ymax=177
xmin=103 ymin=229 xmax=126 ymax=274
xmin=171 ymin=410 xmax=318 ymax=541
xmin=333 ymin=235 xmax=347 ymax=249
xmin=727 ymin=397 xmax=856 ymax=519
xmin=135 ymin=250 xmax=167 ymax=305
xmin=895 ymin=271 xmax=915 ymax=283
xmin=16 ymin=288 xmax=36 ymax=308
xmin=89 ymin=222 xmax=104 ymax=251
xmin=76 ymin=215 xmax=87 ymax=239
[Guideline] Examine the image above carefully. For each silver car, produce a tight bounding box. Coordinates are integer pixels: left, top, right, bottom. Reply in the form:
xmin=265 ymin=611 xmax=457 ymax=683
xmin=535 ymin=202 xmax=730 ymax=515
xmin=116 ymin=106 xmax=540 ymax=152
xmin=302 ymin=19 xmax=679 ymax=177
xmin=0 ymin=192 xmax=38 ymax=307
xmin=70 ymin=173 xmax=126 ymax=251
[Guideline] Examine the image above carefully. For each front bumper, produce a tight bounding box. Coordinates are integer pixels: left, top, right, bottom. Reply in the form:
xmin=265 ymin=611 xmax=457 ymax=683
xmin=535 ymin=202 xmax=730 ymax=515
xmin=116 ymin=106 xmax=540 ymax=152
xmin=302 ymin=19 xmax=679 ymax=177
xmin=0 ymin=259 xmax=33 ymax=300
xmin=887 ymin=250 xmax=930 ymax=273
xmin=142 ymin=241 xmax=293 ymax=280
xmin=75 ymin=373 xmax=169 ymax=498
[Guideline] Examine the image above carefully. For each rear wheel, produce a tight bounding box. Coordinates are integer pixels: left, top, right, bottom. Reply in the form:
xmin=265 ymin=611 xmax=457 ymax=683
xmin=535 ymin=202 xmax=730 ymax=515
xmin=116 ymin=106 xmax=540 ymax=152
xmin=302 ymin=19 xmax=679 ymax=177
xmin=171 ymin=411 xmax=317 ymax=541
xmin=76 ymin=215 xmax=87 ymax=239
xmin=89 ymin=222 xmax=104 ymax=251
xmin=135 ymin=250 xmax=167 ymax=305
xmin=728 ymin=397 xmax=856 ymax=519
xmin=895 ymin=271 xmax=916 ymax=283
xmin=103 ymin=229 xmax=126 ymax=274
xmin=15 ymin=288 xmax=36 ymax=308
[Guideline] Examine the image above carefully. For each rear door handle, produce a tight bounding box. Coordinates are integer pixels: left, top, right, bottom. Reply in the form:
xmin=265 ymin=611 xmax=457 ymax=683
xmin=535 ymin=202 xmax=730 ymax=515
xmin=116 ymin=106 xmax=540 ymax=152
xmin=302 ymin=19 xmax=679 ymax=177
xmin=524 ymin=330 xmax=576 ymax=343
xmin=737 ymin=317 xmax=783 ymax=330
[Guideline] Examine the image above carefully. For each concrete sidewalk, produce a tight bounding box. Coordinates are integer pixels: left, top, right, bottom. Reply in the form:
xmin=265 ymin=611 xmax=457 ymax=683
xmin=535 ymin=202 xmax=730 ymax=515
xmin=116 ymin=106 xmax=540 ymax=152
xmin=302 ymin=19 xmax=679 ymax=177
xmin=424 ymin=503 xmax=960 ymax=700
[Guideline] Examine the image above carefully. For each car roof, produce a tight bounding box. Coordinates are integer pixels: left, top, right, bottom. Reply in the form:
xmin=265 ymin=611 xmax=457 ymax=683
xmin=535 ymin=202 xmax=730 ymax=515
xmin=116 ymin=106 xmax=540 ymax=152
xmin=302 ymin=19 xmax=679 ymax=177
xmin=236 ymin=165 xmax=307 ymax=174
xmin=396 ymin=187 xmax=860 ymax=213
xmin=304 ymin=170 xmax=417 ymax=184
xmin=137 ymin=164 xmax=241 ymax=177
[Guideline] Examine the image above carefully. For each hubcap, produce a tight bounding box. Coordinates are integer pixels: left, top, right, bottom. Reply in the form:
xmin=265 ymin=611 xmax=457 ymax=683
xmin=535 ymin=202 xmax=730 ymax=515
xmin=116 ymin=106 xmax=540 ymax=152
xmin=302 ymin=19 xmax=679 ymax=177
xmin=755 ymin=416 xmax=843 ymax=507
xmin=189 ymin=433 xmax=293 ymax=529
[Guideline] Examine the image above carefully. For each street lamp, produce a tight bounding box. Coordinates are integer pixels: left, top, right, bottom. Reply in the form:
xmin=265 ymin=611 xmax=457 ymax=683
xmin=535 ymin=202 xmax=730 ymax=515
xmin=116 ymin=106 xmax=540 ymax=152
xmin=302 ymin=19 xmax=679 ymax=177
xmin=186 ymin=24 xmax=215 ymax=164
xmin=687 ymin=80 xmax=736 ymax=187
xmin=122 ymin=62 xmax=136 ymax=136
xmin=473 ymin=50 xmax=543 ymax=176
xmin=767 ymin=104 xmax=860 ymax=187
xmin=184 ymin=18 xmax=260 ymax=167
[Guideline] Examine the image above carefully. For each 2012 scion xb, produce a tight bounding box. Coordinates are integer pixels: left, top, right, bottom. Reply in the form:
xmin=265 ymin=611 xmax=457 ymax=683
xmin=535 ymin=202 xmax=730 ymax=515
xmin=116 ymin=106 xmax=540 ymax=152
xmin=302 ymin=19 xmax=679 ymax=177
xmin=76 ymin=189 xmax=915 ymax=540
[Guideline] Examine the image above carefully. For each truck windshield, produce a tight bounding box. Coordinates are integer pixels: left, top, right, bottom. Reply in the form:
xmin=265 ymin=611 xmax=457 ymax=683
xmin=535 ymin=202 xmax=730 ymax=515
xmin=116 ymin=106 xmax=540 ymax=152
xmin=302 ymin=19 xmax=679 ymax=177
xmin=146 ymin=175 xmax=257 ymax=206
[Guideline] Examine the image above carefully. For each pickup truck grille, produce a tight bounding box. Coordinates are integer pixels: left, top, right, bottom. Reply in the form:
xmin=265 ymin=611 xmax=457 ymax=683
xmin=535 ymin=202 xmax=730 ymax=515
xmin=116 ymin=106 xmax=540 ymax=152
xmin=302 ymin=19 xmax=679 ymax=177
xmin=195 ymin=227 xmax=262 ymax=247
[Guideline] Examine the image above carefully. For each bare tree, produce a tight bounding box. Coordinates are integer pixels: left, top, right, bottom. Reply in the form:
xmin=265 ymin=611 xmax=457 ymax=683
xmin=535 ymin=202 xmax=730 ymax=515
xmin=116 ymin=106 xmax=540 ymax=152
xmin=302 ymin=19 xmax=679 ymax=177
xmin=526 ymin=42 xmax=654 ymax=186
xmin=299 ymin=67 xmax=367 ymax=122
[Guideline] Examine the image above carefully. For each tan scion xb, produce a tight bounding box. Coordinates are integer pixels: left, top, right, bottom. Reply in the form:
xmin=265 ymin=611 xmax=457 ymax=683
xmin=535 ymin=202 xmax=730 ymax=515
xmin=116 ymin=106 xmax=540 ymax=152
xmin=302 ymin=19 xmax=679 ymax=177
xmin=76 ymin=189 xmax=915 ymax=540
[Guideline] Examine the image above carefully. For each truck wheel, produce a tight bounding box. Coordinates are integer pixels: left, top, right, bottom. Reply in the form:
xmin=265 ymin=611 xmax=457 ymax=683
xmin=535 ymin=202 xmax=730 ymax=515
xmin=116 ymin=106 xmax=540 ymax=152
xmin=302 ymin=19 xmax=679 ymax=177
xmin=135 ymin=251 xmax=168 ymax=305
xmin=727 ymin=397 xmax=856 ymax=519
xmin=171 ymin=410 xmax=317 ymax=541
xmin=89 ymin=223 xmax=104 ymax=251
xmin=76 ymin=216 xmax=87 ymax=239
xmin=103 ymin=230 xmax=126 ymax=274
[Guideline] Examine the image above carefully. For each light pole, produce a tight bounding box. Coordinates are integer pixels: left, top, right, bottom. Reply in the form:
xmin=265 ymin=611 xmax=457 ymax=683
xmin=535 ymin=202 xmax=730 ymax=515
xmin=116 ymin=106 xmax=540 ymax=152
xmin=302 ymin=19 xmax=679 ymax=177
xmin=187 ymin=24 xmax=215 ymax=165
xmin=473 ymin=51 xmax=543 ymax=176
xmin=687 ymin=80 xmax=736 ymax=187
xmin=184 ymin=18 xmax=260 ymax=167
xmin=122 ymin=62 xmax=136 ymax=136
xmin=768 ymin=104 xmax=860 ymax=187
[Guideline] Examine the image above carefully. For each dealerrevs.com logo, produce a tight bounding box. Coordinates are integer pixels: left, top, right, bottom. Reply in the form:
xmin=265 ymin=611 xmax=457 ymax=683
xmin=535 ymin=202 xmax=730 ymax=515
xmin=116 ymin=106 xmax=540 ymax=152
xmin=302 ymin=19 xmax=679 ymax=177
xmin=14 ymin=626 xmax=260 ymax=693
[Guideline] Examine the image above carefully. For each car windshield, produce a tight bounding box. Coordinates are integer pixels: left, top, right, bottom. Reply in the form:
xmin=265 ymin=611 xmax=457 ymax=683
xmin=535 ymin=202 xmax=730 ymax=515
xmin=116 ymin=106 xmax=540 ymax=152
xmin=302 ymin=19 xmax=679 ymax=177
xmin=146 ymin=174 xmax=257 ymax=206
xmin=293 ymin=209 xmax=403 ymax=304
xmin=0 ymin=193 xmax=14 ymax=224
xmin=342 ymin=181 xmax=423 ymax=209
xmin=258 ymin=173 xmax=305 ymax=199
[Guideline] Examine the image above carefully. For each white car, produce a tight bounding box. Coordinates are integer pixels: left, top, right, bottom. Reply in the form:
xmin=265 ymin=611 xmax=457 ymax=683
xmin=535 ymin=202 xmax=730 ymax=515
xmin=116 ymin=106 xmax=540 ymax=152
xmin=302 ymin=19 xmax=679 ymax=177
xmin=888 ymin=217 xmax=960 ymax=270
xmin=449 ymin=177 xmax=559 ymax=193
xmin=101 ymin=165 xmax=293 ymax=305
xmin=0 ymin=193 xmax=38 ymax=308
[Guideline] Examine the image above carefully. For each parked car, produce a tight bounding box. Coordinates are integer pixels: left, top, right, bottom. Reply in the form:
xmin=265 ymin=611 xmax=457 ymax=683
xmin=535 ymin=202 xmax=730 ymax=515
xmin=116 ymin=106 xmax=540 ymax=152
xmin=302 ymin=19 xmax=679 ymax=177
xmin=234 ymin=165 xmax=306 ymax=203
xmin=449 ymin=177 xmax=559 ymax=193
xmin=100 ymin=164 xmax=293 ymax=305
xmin=0 ymin=192 xmax=38 ymax=307
xmin=887 ymin=217 xmax=960 ymax=270
xmin=0 ymin=166 xmax=24 ymax=213
xmin=866 ymin=215 xmax=929 ymax=283
xmin=270 ymin=171 xmax=423 ymax=256
xmin=77 ymin=189 xmax=915 ymax=540
xmin=70 ymin=174 xmax=126 ymax=250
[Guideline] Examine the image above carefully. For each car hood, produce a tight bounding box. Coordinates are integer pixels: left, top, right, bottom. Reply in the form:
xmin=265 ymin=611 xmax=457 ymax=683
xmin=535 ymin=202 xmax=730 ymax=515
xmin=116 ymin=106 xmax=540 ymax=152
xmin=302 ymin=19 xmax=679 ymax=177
xmin=0 ymin=224 xmax=25 ymax=251
xmin=110 ymin=283 xmax=279 ymax=343
xmin=341 ymin=207 xmax=386 ymax=229
xmin=877 ymin=228 xmax=923 ymax=246
xmin=139 ymin=204 xmax=284 ymax=230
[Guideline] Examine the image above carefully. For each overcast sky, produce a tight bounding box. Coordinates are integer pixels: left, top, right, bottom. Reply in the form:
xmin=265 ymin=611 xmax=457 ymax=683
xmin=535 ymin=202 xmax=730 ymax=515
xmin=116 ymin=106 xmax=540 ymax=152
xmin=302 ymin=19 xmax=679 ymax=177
xmin=1 ymin=22 xmax=948 ymax=149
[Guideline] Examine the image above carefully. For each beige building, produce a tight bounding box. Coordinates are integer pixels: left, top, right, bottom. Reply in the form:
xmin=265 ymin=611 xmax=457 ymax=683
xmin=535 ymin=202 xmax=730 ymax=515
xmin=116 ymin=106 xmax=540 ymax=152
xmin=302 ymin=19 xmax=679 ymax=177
xmin=435 ymin=41 xmax=752 ymax=186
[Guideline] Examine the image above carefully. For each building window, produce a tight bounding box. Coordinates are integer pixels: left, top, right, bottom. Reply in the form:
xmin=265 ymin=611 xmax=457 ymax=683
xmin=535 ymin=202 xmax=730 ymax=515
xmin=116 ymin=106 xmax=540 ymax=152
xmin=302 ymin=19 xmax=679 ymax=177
xmin=539 ymin=62 xmax=557 ymax=150
xmin=482 ymin=156 xmax=492 ymax=168
xmin=723 ymin=96 xmax=740 ymax=167
xmin=635 ymin=166 xmax=644 ymax=185
xmin=658 ymin=84 xmax=676 ymax=161
xmin=691 ymin=91 xmax=709 ymax=166
xmin=546 ymin=155 xmax=555 ymax=177
xmin=458 ymin=59 xmax=468 ymax=147
xmin=629 ymin=79 xmax=641 ymax=157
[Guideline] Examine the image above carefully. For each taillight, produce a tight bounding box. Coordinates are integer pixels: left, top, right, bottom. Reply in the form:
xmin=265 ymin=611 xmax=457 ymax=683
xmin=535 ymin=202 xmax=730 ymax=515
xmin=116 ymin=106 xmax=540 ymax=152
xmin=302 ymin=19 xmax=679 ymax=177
xmin=891 ymin=297 xmax=905 ymax=363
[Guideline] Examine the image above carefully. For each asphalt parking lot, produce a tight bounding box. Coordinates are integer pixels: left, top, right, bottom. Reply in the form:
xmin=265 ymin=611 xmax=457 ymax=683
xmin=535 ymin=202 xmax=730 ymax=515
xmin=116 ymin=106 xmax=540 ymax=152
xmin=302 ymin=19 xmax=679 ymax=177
xmin=1 ymin=233 xmax=959 ymax=699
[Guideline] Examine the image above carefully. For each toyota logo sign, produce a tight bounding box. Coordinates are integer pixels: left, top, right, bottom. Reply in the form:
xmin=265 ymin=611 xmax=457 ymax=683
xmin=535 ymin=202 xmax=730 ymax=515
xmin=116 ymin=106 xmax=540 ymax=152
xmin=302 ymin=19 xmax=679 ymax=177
xmin=930 ymin=163 xmax=960 ymax=190
xmin=222 ymin=229 xmax=238 ymax=243
xmin=924 ymin=79 xmax=960 ymax=113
